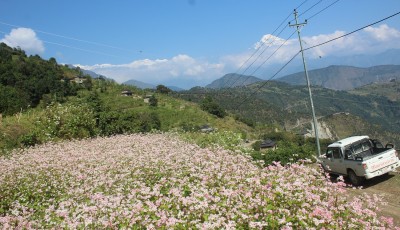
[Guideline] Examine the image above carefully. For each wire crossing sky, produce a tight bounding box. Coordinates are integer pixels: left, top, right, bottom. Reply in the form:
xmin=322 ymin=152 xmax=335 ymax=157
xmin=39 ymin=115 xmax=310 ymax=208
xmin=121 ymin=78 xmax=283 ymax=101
xmin=1 ymin=0 xmax=400 ymax=88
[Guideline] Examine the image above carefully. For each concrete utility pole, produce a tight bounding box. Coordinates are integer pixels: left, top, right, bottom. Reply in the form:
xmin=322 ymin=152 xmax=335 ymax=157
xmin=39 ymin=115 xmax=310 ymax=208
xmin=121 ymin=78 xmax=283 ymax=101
xmin=289 ymin=9 xmax=321 ymax=156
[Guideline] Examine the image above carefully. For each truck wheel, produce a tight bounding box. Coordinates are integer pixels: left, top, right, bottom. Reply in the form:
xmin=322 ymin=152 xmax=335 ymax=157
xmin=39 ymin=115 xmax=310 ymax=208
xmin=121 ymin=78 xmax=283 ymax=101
xmin=348 ymin=169 xmax=365 ymax=186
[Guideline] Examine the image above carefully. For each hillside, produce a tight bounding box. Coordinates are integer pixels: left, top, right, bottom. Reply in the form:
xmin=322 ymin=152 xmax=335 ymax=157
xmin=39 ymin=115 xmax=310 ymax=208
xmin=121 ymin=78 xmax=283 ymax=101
xmin=0 ymin=43 xmax=90 ymax=115
xmin=123 ymin=79 xmax=156 ymax=89
xmin=277 ymin=65 xmax=400 ymax=90
xmin=205 ymin=73 xmax=262 ymax=89
xmin=293 ymin=112 xmax=400 ymax=147
xmin=179 ymin=80 xmax=400 ymax=143
xmin=349 ymin=80 xmax=400 ymax=101
xmin=0 ymin=42 xmax=254 ymax=152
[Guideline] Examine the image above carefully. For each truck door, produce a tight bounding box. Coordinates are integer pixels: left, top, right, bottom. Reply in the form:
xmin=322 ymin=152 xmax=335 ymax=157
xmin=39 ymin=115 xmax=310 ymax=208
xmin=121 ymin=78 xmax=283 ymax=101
xmin=326 ymin=147 xmax=347 ymax=174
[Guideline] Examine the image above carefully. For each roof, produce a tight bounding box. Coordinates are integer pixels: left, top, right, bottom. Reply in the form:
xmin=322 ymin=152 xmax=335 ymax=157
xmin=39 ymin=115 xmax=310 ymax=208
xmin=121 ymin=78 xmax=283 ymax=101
xmin=260 ymin=139 xmax=276 ymax=148
xmin=328 ymin=136 xmax=369 ymax=148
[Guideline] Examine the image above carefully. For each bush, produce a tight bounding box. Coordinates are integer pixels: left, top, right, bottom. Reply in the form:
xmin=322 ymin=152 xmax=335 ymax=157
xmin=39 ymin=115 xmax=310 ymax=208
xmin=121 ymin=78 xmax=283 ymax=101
xmin=252 ymin=140 xmax=261 ymax=151
xmin=98 ymin=110 xmax=161 ymax=136
xmin=251 ymin=141 xmax=316 ymax=166
xmin=148 ymin=95 xmax=158 ymax=107
xmin=200 ymin=96 xmax=226 ymax=118
xmin=34 ymin=103 xmax=98 ymax=142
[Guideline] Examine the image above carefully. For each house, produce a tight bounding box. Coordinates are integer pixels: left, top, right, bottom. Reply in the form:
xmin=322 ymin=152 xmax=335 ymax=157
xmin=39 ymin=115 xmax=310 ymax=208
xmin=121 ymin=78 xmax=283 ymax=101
xmin=260 ymin=139 xmax=277 ymax=150
xmin=121 ymin=90 xmax=133 ymax=96
xmin=74 ymin=76 xmax=85 ymax=84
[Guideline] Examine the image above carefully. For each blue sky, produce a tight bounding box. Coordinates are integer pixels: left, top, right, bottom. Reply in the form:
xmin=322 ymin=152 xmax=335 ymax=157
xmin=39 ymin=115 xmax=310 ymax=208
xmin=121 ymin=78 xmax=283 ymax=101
xmin=1 ymin=0 xmax=400 ymax=88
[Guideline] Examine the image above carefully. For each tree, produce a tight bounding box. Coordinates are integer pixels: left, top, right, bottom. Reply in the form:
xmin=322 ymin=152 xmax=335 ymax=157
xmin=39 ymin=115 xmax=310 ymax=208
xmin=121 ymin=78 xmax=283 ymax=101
xmin=200 ymin=96 xmax=226 ymax=118
xmin=149 ymin=95 xmax=158 ymax=107
xmin=156 ymin=85 xmax=172 ymax=94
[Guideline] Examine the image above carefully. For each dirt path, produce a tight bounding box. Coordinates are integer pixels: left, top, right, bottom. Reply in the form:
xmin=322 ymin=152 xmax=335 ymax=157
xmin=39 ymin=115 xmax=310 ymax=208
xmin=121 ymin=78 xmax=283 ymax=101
xmin=345 ymin=171 xmax=400 ymax=227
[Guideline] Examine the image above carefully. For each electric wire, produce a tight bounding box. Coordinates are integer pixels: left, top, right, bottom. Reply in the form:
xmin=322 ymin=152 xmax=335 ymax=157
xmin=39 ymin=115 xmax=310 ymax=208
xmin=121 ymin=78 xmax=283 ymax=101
xmin=218 ymin=14 xmax=292 ymax=90
xmin=220 ymin=10 xmax=400 ymax=112
xmin=304 ymin=11 xmax=400 ymax=51
xmin=223 ymin=0 xmax=337 ymax=92
xmin=0 ymin=20 xmax=125 ymax=51
xmin=288 ymin=0 xmax=323 ymax=24
xmin=42 ymin=40 xmax=121 ymax=58
xmin=219 ymin=0 xmax=311 ymax=91
xmin=306 ymin=0 xmax=341 ymax=21
xmin=248 ymin=31 xmax=297 ymax=78
xmin=233 ymin=51 xmax=301 ymax=110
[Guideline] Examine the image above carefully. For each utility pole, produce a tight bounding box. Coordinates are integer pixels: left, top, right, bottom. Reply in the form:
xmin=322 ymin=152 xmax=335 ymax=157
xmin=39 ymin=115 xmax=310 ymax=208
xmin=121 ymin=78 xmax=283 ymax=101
xmin=289 ymin=9 xmax=321 ymax=156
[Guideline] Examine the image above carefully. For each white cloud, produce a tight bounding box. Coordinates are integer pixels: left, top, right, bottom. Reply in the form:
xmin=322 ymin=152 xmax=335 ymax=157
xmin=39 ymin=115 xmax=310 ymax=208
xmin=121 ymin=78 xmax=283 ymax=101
xmin=0 ymin=27 xmax=45 ymax=54
xmin=77 ymin=24 xmax=400 ymax=89
xmin=363 ymin=24 xmax=400 ymax=41
xmin=76 ymin=54 xmax=225 ymax=88
xmin=223 ymin=24 xmax=400 ymax=69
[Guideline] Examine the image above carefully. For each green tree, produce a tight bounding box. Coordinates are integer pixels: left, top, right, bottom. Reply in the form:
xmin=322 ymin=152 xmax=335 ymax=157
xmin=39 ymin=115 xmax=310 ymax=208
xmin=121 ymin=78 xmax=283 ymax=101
xmin=200 ymin=96 xmax=226 ymax=118
xmin=149 ymin=95 xmax=158 ymax=107
xmin=156 ymin=85 xmax=172 ymax=94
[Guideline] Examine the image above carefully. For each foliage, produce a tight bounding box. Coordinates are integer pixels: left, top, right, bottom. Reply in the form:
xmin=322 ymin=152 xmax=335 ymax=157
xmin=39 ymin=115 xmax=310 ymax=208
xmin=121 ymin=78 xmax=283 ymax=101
xmin=0 ymin=134 xmax=396 ymax=229
xmin=178 ymin=81 xmax=400 ymax=135
xmin=183 ymin=131 xmax=246 ymax=152
xmin=156 ymin=84 xmax=172 ymax=94
xmin=252 ymin=140 xmax=261 ymax=151
xmin=148 ymin=95 xmax=158 ymax=107
xmin=200 ymin=95 xmax=227 ymax=118
xmin=251 ymin=141 xmax=316 ymax=166
xmin=0 ymin=43 xmax=81 ymax=115
xmin=98 ymin=110 xmax=161 ymax=136
xmin=33 ymin=103 xmax=98 ymax=143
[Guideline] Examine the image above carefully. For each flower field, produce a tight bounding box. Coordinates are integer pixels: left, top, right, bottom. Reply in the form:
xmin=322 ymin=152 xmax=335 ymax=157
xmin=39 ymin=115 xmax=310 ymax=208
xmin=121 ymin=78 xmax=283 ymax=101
xmin=0 ymin=133 xmax=398 ymax=229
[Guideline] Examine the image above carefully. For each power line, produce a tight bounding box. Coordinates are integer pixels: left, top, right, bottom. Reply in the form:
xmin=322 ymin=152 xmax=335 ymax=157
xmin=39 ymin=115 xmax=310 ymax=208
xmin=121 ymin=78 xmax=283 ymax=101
xmin=223 ymin=0 xmax=339 ymax=92
xmin=219 ymin=0 xmax=312 ymax=91
xmin=248 ymin=30 xmax=297 ymax=78
xmin=306 ymin=0 xmax=341 ymax=21
xmin=234 ymin=51 xmax=301 ymax=110
xmin=290 ymin=0 xmax=323 ymax=23
xmin=304 ymin=11 xmax=400 ymax=51
xmin=233 ymin=10 xmax=400 ymax=111
xmin=42 ymin=40 xmax=121 ymax=58
xmin=0 ymin=20 xmax=125 ymax=51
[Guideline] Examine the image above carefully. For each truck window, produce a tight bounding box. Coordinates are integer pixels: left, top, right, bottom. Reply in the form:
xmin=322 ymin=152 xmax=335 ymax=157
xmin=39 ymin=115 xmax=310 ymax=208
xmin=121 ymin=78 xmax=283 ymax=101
xmin=332 ymin=148 xmax=342 ymax=159
xmin=371 ymin=139 xmax=384 ymax=148
xmin=344 ymin=149 xmax=353 ymax=160
xmin=326 ymin=147 xmax=342 ymax=159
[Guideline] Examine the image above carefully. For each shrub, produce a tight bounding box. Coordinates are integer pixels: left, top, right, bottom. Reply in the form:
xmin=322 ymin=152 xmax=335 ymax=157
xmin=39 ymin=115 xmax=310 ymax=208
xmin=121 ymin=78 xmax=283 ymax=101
xmin=34 ymin=103 xmax=98 ymax=142
xmin=200 ymin=96 xmax=226 ymax=118
xmin=251 ymin=140 xmax=315 ymax=166
xmin=98 ymin=110 xmax=161 ymax=136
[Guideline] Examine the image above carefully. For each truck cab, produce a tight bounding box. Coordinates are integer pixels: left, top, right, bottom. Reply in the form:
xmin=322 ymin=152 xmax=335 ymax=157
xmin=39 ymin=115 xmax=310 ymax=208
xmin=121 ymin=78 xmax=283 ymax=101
xmin=319 ymin=136 xmax=400 ymax=186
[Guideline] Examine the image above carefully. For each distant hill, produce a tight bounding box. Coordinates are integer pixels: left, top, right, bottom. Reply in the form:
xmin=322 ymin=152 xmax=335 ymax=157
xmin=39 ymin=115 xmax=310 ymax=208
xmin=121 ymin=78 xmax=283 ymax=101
xmin=319 ymin=113 xmax=400 ymax=147
xmin=123 ymin=79 xmax=156 ymax=89
xmin=349 ymin=80 xmax=400 ymax=101
xmin=206 ymin=73 xmax=263 ymax=89
xmin=167 ymin=86 xmax=185 ymax=92
xmin=180 ymin=80 xmax=400 ymax=136
xmin=123 ymin=79 xmax=184 ymax=91
xmin=277 ymin=65 xmax=400 ymax=90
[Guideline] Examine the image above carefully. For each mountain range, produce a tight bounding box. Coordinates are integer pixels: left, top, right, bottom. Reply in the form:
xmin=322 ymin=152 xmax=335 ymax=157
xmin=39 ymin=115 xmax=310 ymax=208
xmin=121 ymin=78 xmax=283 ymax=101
xmin=123 ymin=79 xmax=185 ymax=91
xmin=205 ymin=73 xmax=262 ymax=89
xmin=179 ymin=72 xmax=400 ymax=146
xmin=205 ymin=65 xmax=400 ymax=91
xmin=277 ymin=65 xmax=400 ymax=90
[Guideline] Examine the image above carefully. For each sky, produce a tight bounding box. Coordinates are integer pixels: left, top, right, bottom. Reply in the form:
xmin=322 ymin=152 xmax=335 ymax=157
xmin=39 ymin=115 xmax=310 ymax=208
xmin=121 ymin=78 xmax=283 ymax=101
xmin=1 ymin=0 xmax=400 ymax=89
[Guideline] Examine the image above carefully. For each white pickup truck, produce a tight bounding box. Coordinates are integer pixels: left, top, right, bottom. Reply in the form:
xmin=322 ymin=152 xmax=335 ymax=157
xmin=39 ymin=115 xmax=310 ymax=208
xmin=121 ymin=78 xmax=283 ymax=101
xmin=319 ymin=136 xmax=400 ymax=186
